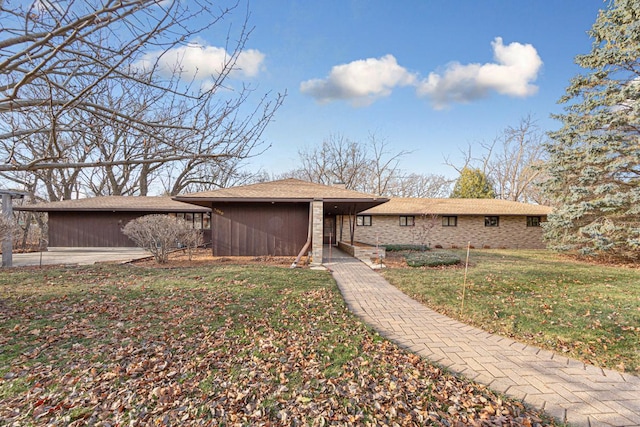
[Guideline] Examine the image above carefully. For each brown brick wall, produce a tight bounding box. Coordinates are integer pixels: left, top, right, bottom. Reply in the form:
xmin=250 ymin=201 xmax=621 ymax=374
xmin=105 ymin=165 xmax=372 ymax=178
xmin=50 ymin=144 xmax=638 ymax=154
xmin=352 ymin=215 xmax=547 ymax=249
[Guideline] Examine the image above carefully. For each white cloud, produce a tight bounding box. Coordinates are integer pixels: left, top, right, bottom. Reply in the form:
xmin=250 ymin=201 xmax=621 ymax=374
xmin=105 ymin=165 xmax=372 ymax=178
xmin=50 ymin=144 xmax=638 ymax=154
xmin=416 ymin=37 xmax=543 ymax=109
xmin=299 ymin=54 xmax=416 ymax=107
xmin=137 ymin=43 xmax=265 ymax=81
xmin=299 ymin=38 xmax=542 ymax=109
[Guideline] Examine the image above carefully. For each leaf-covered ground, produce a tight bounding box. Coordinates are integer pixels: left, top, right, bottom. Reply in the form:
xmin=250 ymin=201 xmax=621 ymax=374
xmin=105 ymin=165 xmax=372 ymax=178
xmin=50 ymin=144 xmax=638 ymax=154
xmin=1 ymin=263 xmax=560 ymax=426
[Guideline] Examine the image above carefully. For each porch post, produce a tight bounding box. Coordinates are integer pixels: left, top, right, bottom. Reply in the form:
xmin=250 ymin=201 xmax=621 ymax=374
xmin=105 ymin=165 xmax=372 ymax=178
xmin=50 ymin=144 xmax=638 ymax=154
xmin=311 ymin=198 xmax=324 ymax=265
xmin=2 ymin=193 xmax=13 ymax=267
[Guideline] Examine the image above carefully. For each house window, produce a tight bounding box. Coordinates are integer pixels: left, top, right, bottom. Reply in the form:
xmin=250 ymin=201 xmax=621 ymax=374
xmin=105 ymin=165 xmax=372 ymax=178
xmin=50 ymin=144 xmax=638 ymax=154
xmin=356 ymin=215 xmax=372 ymax=226
xmin=169 ymin=212 xmax=211 ymax=229
xmin=442 ymin=216 xmax=457 ymax=227
xmin=485 ymin=216 xmax=499 ymax=227
xmin=193 ymin=213 xmax=203 ymax=229
xmin=527 ymin=216 xmax=541 ymax=227
xmin=399 ymin=216 xmax=415 ymax=226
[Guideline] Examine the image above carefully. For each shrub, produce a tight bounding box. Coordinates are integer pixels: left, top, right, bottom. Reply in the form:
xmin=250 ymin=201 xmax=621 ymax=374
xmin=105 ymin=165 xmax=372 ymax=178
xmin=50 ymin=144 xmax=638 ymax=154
xmin=175 ymin=226 xmax=203 ymax=261
xmin=405 ymin=251 xmax=461 ymax=267
xmin=383 ymin=244 xmax=430 ymax=252
xmin=122 ymin=214 xmax=202 ymax=263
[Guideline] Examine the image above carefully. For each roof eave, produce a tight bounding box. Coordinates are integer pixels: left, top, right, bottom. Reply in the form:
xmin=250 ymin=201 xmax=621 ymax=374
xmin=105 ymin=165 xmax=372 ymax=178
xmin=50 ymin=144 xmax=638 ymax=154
xmin=174 ymin=196 xmax=389 ymax=204
xmin=15 ymin=206 xmax=210 ymax=213
xmin=366 ymin=211 xmax=550 ymax=216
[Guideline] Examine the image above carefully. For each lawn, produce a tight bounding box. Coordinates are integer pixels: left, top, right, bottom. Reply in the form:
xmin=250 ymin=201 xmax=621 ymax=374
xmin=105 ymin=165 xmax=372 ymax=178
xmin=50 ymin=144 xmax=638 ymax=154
xmin=382 ymin=249 xmax=640 ymax=374
xmin=0 ymin=263 xmax=558 ymax=426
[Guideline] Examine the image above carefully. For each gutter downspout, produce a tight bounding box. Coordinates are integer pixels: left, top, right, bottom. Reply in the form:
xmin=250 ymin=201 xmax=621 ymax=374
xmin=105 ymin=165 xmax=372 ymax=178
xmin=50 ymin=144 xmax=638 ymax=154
xmin=291 ymin=201 xmax=313 ymax=268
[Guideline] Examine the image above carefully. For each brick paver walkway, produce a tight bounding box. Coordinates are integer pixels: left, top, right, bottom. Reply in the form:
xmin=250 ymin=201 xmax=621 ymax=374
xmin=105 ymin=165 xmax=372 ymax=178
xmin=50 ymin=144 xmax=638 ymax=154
xmin=324 ymin=248 xmax=640 ymax=427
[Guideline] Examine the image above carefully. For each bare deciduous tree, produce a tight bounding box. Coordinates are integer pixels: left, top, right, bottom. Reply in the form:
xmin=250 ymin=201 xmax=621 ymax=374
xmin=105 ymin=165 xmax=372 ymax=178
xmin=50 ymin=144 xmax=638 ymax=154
xmin=385 ymin=173 xmax=453 ymax=198
xmin=282 ymin=133 xmax=446 ymax=197
xmin=445 ymin=115 xmax=546 ymax=203
xmin=365 ymin=134 xmax=411 ymax=196
xmin=0 ymin=0 xmax=284 ymax=199
xmin=287 ymin=134 xmax=369 ymax=190
xmin=414 ymin=213 xmax=439 ymax=249
xmin=487 ymin=116 xmax=547 ymax=203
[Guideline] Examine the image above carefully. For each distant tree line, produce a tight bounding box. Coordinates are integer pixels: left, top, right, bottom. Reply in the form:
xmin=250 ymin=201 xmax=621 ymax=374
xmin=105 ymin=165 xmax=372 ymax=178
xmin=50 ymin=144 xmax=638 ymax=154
xmin=278 ymin=133 xmax=453 ymax=198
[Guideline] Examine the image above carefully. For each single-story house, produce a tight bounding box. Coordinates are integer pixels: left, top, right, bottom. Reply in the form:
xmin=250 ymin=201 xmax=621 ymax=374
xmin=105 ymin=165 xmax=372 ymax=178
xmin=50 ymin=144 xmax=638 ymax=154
xmin=15 ymin=181 xmax=552 ymax=258
xmin=353 ymin=197 xmax=552 ymax=249
xmin=16 ymin=196 xmax=212 ymax=248
xmin=173 ymin=178 xmax=388 ymax=262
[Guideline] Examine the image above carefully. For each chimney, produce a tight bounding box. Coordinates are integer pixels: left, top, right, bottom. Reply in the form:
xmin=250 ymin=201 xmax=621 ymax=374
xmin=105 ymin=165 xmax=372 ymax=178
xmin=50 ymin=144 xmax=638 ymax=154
xmin=333 ymin=181 xmax=346 ymax=189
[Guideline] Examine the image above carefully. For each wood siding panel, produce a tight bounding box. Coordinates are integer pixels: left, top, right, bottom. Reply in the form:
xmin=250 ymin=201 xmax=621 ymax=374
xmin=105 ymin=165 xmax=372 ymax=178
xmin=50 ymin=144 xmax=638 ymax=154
xmin=48 ymin=212 xmax=213 ymax=248
xmin=49 ymin=212 xmax=139 ymax=247
xmin=210 ymin=202 xmax=309 ymax=256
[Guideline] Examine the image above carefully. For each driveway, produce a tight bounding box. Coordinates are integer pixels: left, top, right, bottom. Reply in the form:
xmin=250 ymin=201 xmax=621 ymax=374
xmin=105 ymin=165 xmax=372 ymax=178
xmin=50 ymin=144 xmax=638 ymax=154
xmin=10 ymin=248 xmax=151 ymax=267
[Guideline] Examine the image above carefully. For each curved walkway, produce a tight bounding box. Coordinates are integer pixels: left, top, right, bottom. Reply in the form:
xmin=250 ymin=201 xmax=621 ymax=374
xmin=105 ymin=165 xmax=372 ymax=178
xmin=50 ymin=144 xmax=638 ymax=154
xmin=324 ymin=248 xmax=640 ymax=427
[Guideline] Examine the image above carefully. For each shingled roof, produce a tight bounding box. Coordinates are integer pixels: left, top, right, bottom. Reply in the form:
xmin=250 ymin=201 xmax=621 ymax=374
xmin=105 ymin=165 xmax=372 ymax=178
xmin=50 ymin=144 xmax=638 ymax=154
xmin=15 ymin=196 xmax=209 ymax=212
xmin=173 ymin=179 xmax=388 ymax=215
xmin=175 ymin=178 xmax=384 ymax=201
xmin=360 ymin=197 xmax=552 ymax=216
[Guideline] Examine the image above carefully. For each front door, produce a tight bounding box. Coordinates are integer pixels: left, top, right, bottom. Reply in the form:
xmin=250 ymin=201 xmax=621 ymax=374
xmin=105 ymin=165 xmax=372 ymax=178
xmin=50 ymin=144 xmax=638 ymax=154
xmin=323 ymin=216 xmax=336 ymax=245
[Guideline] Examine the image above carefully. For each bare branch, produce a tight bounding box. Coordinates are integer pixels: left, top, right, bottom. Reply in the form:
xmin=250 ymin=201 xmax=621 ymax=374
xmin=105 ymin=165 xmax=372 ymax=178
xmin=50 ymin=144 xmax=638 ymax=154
xmin=0 ymin=0 xmax=284 ymax=200
xmin=446 ymin=115 xmax=547 ymax=202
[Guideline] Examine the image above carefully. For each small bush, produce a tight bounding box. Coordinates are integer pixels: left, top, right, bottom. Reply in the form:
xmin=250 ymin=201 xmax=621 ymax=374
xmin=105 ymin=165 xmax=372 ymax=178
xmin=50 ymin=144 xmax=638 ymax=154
xmin=122 ymin=214 xmax=202 ymax=263
xmin=383 ymin=244 xmax=430 ymax=252
xmin=405 ymin=251 xmax=461 ymax=267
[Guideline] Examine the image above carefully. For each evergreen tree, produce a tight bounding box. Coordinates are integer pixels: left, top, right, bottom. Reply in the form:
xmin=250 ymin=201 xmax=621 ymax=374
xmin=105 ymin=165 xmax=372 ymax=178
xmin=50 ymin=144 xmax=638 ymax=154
xmin=450 ymin=167 xmax=496 ymax=199
xmin=542 ymin=0 xmax=640 ymax=260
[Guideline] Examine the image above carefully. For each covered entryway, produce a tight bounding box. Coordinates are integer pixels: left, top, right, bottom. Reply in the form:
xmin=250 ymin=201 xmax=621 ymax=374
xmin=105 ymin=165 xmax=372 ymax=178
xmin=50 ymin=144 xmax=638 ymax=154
xmin=323 ymin=216 xmax=336 ymax=244
xmin=173 ymin=179 xmax=389 ymax=263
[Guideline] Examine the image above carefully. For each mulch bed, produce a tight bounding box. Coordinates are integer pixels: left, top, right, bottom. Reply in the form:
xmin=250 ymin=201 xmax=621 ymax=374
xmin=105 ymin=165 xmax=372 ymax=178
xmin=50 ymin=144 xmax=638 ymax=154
xmin=130 ymin=248 xmax=298 ymax=268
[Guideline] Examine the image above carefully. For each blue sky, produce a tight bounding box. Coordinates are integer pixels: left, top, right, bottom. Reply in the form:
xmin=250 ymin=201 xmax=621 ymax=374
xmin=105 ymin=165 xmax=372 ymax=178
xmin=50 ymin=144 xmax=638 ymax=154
xmin=168 ymin=0 xmax=609 ymax=179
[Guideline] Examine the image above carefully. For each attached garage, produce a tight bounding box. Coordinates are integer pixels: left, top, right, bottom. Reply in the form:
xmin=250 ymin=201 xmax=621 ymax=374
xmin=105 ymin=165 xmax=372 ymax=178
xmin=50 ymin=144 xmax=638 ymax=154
xmin=16 ymin=196 xmax=211 ymax=248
